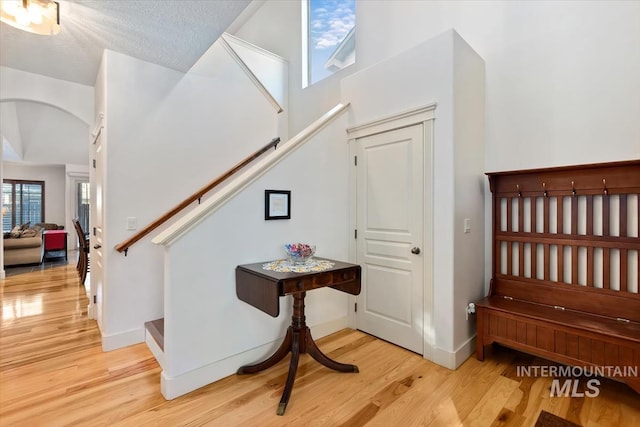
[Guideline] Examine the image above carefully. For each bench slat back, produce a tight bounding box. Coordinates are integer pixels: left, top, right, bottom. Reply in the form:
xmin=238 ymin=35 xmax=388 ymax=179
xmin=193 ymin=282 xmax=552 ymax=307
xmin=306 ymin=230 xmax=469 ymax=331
xmin=488 ymin=160 xmax=640 ymax=322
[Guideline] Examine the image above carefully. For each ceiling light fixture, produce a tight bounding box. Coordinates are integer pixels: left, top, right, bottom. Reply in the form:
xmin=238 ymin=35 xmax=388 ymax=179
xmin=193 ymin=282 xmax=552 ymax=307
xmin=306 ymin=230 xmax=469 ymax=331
xmin=0 ymin=0 xmax=60 ymax=35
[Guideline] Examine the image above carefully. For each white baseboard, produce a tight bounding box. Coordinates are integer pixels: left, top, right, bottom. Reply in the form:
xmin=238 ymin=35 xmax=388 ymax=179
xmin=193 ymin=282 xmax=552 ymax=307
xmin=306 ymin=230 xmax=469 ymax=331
xmin=87 ymin=303 xmax=95 ymax=320
xmin=101 ymin=327 xmax=145 ymax=352
xmin=431 ymin=334 xmax=476 ymax=370
xmin=161 ymin=316 xmax=349 ymax=400
xmin=0 ymin=269 xmax=5 ymax=279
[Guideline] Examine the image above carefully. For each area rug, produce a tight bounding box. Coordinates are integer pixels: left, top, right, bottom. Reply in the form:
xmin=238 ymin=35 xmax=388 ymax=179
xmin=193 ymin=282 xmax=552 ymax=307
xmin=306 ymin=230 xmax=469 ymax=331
xmin=534 ymin=411 xmax=581 ymax=427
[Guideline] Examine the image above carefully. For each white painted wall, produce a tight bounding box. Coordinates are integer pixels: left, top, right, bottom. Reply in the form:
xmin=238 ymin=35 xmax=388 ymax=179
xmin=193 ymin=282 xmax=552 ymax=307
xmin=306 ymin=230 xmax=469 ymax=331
xmin=98 ymin=40 xmax=279 ymax=349
xmin=0 ymin=66 xmax=94 ymax=125
xmin=15 ymin=102 xmax=89 ymax=165
xmin=95 ymin=52 xmax=107 ymax=118
xmin=2 ymin=163 xmax=67 ymax=226
xmin=355 ymin=0 xmax=640 ymax=170
xmin=0 ymin=67 xmax=93 ymax=195
xmin=452 ymin=35 xmax=486 ymax=358
xmin=191 ymin=33 xmax=289 ymax=141
xmin=162 ymin=113 xmax=350 ymax=398
xmin=1 ymin=103 xmax=23 ymax=159
xmin=221 ymin=33 xmax=288 ymax=110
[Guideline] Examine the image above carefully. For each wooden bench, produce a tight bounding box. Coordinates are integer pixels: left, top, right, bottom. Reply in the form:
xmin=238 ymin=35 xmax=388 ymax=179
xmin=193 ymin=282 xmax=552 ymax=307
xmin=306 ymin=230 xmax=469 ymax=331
xmin=475 ymin=160 xmax=640 ymax=393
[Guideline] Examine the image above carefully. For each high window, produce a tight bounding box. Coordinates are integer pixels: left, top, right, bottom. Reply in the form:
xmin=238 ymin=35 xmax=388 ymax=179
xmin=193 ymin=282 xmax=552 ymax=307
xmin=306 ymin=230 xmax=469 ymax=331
xmin=2 ymin=180 xmax=45 ymax=230
xmin=303 ymin=0 xmax=355 ymax=86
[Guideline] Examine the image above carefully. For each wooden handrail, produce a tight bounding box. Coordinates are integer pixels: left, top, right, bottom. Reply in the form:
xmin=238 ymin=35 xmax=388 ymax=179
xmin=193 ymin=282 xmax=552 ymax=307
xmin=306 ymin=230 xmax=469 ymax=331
xmin=153 ymin=103 xmax=349 ymax=247
xmin=115 ymin=137 xmax=280 ymax=254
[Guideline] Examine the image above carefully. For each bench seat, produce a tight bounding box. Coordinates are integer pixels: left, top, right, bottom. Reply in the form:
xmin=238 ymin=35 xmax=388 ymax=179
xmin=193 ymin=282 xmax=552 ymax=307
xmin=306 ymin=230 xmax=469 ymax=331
xmin=476 ymin=296 xmax=640 ymax=393
xmin=476 ymin=296 xmax=640 ymax=345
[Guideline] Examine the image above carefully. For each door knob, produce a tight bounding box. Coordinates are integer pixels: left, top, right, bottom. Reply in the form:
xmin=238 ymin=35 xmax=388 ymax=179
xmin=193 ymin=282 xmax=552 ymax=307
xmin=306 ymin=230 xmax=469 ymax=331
xmin=93 ymin=244 xmax=102 ymax=250
xmin=411 ymin=247 xmax=421 ymax=255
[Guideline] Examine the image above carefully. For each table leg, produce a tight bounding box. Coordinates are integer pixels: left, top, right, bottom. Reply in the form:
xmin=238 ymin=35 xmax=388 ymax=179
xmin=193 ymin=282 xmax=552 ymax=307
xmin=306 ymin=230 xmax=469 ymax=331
xmin=277 ymin=330 xmax=301 ymax=415
xmin=305 ymin=328 xmax=359 ymax=373
xmin=237 ymin=291 xmax=359 ymax=416
xmin=236 ymin=328 xmax=292 ymax=374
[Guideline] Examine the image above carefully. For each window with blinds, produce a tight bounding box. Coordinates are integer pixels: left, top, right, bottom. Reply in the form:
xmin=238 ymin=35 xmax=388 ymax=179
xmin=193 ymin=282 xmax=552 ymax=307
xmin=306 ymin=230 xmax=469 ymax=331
xmin=77 ymin=181 xmax=90 ymax=236
xmin=2 ymin=180 xmax=45 ymax=230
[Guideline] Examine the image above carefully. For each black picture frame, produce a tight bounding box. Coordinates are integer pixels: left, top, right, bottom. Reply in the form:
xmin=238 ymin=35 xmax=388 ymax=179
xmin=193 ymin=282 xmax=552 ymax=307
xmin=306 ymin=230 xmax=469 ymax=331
xmin=265 ymin=190 xmax=291 ymax=220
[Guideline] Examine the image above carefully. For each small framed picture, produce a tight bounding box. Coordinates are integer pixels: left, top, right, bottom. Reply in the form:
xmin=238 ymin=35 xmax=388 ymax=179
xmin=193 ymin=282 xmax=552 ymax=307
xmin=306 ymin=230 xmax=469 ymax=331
xmin=265 ymin=190 xmax=291 ymax=220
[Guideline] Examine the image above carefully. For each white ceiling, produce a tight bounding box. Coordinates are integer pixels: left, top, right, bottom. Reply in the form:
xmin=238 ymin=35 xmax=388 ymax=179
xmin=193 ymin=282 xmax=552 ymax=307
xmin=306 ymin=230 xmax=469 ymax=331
xmin=0 ymin=0 xmax=253 ymax=86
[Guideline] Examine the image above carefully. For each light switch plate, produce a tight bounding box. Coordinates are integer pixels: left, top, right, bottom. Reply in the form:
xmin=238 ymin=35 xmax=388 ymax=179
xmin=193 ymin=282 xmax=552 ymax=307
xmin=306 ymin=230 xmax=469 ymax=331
xmin=464 ymin=218 xmax=471 ymax=234
xmin=127 ymin=217 xmax=137 ymax=231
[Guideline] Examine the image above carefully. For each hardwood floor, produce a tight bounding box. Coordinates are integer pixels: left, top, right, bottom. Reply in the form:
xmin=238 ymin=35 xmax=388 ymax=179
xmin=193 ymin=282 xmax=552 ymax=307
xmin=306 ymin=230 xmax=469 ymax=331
xmin=1 ymin=263 xmax=639 ymax=426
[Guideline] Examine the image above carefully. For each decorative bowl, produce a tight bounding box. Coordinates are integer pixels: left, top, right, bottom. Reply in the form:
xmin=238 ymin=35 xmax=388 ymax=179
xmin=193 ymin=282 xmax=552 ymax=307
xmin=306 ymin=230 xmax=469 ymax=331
xmin=284 ymin=243 xmax=316 ymax=265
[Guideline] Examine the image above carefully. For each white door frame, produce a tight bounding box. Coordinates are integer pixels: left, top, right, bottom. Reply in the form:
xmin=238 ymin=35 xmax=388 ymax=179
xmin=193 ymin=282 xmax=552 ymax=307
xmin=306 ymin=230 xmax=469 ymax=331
xmin=67 ymin=174 xmax=89 ymax=251
xmin=347 ymin=104 xmax=435 ymax=360
xmin=88 ymin=114 xmax=104 ymax=321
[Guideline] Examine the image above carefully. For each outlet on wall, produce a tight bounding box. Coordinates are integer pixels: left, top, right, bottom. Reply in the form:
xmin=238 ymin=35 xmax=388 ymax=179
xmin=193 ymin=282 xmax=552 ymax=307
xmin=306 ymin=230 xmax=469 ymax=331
xmin=466 ymin=302 xmax=476 ymax=320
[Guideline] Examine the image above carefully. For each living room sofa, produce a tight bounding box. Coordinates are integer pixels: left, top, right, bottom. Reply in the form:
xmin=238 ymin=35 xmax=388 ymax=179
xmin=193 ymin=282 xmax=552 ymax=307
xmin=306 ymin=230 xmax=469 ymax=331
xmin=3 ymin=223 xmax=64 ymax=266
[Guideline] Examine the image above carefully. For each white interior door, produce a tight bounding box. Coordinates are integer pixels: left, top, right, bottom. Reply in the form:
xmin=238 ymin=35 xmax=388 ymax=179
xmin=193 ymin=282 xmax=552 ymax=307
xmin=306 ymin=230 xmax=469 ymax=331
xmin=90 ymin=125 xmax=105 ymax=330
xmin=356 ymin=124 xmax=425 ymax=354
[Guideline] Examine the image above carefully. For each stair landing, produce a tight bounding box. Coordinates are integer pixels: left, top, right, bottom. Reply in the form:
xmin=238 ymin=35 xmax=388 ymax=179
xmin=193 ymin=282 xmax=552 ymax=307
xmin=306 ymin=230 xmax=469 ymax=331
xmin=145 ymin=318 xmax=164 ymax=350
xmin=145 ymin=318 xmax=165 ymax=369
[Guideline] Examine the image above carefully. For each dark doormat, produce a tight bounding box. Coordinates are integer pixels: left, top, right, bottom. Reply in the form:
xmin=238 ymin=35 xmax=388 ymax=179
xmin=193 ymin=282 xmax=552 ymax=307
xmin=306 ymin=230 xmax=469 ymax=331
xmin=535 ymin=410 xmax=581 ymax=427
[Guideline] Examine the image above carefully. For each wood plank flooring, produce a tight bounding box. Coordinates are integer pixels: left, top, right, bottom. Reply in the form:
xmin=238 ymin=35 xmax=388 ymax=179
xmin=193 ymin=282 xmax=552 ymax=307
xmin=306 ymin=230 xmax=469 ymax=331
xmin=1 ymin=263 xmax=639 ymax=426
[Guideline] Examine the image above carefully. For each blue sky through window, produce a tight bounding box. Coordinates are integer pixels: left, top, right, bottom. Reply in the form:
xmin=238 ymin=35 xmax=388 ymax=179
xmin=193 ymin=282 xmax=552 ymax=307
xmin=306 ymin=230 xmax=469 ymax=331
xmin=309 ymin=0 xmax=355 ymax=84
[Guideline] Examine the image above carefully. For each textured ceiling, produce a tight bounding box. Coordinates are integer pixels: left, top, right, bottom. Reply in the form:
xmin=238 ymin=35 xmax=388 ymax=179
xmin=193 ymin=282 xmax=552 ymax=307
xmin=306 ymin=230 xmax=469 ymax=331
xmin=0 ymin=0 xmax=252 ymax=86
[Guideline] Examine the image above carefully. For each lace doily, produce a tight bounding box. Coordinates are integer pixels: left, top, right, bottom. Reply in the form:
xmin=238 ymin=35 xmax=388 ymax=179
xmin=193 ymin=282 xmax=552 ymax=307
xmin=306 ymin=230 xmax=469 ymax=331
xmin=262 ymin=259 xmax=335 ymax=273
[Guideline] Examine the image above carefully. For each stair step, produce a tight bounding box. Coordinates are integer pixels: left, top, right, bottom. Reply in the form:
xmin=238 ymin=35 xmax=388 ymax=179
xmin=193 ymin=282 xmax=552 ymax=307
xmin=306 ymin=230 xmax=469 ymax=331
xmin=145 ymin=318 xmax=164 ymax=351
